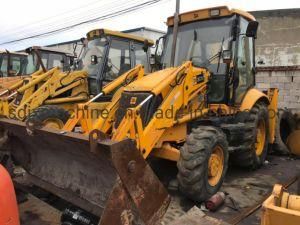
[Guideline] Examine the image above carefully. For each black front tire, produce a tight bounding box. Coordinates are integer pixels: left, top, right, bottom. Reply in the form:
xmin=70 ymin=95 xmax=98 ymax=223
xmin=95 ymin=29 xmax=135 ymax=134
xmin=27 ymin=105 xmax=70 ymax=129
xmin=177 ymin=126 xmax=229 ymax=202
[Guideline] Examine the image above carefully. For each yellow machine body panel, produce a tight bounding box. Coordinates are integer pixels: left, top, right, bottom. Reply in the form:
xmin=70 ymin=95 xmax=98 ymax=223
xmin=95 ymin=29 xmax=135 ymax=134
xmin=261 ymin=184 xmax=300 ymax=225
xmin=124 ymin=68 xmax=176 ymax=92
xmin=240 ymin=88 xmax=270 ymax=111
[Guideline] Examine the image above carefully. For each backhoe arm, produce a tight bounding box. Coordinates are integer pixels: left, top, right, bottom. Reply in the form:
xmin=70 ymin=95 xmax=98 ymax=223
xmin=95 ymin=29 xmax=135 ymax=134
xmin=14 ymin=69 xmax=88 ymax=120
xmin=63 ymin=64 xmax=145 ymax=133
xmin=0 ymin=69 xmax=44 ymax=98
xmin=112 ymin=61 xmax=210 ymax=159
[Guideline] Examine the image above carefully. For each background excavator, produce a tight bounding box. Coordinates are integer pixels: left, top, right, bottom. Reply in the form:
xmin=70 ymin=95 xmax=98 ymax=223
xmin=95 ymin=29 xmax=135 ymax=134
xmin=0 ymin=5 xmax=285 ymax=225
xmin=0 ymin=47 xmax=75 ymax=92
xmin=0 ymin=29 xmax=153 ymax=128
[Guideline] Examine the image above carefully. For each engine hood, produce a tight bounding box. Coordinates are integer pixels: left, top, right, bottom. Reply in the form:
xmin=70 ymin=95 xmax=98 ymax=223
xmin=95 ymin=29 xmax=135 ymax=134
xmin=124 ymin=67 xmax=177 ymax=92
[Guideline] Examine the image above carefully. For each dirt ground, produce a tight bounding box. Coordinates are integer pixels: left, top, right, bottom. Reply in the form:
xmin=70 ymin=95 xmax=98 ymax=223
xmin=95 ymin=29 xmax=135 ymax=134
xmin=18 ymin=154 xmax=300 ymax=225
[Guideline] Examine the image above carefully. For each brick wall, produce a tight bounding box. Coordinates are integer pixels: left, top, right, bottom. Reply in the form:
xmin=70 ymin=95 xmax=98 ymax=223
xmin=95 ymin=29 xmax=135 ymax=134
xmin=256 ymin=69 xmax=300 ymax=111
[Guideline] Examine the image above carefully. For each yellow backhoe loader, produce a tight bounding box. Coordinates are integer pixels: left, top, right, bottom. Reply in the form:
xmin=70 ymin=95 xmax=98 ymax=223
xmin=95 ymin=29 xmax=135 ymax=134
xmin=0 ymin=47 xmax=75 ymax=92
xmin=0 ymin=6 xmax=282 ymax=225
xmin=0 ymin=29 xmax=153 ymax=127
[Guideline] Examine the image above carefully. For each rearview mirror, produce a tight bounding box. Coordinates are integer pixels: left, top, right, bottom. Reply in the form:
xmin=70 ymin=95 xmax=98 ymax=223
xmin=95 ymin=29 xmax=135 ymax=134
xmin=91 ymin=55 xmax=98 ymax=65
xmin=246 ymin=21 xmax=259 ymax=39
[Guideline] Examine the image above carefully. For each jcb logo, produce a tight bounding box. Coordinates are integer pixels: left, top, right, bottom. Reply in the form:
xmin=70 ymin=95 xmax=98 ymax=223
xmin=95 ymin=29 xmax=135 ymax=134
xmin=130 ymin=97 xmax=137 ymax=105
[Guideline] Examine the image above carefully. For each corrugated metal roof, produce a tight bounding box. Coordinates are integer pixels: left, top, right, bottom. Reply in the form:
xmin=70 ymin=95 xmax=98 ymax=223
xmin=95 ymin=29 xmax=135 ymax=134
xmin=122 ymin=26 xmax=165 ymax=34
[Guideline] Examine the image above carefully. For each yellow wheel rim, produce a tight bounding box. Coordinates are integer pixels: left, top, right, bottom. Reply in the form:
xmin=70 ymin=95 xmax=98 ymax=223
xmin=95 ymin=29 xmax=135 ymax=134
xmin=255 ymin=119 xmax=266 ymax=156
xmin=43 ymin=118 xmax=64 ymax=129
xmin=208 ymin=145 xmax=224 ymax=186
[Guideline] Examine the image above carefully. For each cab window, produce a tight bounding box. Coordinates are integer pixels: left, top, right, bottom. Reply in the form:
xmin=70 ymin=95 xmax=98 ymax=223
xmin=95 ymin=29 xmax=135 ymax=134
xmin=134 ymin=43 xmax=149 ymax=73
xmin=40 ymin=52 xmax=49 ymax=69
xmin=235 ymin=17 xmax=255 ymax=103
xmin=25 ymin=54 xmax=38 ymax=74
xmin=48 ymin=53 xmax=64 ymax=69
xmin=104 ymin=39 xmax=131 ymax=81
xmin=0 ymin=55 xmax=8 ymax=77
xmin=10 ymin=56 xmax=22 ymax=76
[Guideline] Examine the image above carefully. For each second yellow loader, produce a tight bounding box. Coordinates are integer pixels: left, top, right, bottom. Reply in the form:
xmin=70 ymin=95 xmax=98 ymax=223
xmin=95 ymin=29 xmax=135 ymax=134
xmin=0 ymin=47 xmax=74 ymax=92
xmin=0 ymin=29 xmax=153 ymax=128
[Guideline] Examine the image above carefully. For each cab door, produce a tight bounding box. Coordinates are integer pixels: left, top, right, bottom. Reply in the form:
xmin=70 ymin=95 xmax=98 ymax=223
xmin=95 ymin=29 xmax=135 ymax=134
xmin=100 ymin=38 xmax=132 ymax=87
xmin=132 ymin=41 xmax=150 ymax=73
xmin=233 ymin=17 xmax=255 ymax=104
xmin=95 ymin=37 xmax=132 ymax=97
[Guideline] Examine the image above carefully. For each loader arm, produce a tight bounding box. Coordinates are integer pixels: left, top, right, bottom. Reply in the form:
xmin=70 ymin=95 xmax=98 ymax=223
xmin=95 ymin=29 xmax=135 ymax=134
xmin=0 ymin=69 xmax=44 ymax=100
xmin=111 ymin=61 xmax=210 ymax=159
xmin=13 ymin=69 xmax=88 ymax=120
xmin=63 ymin=64 xmax=145 ymax=133
xmin=0 ymin=69 xmax=46 ymax=116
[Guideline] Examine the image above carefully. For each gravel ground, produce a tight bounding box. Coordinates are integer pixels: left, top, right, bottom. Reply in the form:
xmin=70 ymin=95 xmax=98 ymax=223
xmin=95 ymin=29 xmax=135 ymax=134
xmin=17 ymin=154 xmax=300 ymax=225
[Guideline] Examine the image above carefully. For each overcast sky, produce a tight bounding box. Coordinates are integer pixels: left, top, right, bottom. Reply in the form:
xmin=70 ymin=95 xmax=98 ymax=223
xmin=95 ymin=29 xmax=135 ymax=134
xmin=0 ymin=0 xmax=299 ymax=50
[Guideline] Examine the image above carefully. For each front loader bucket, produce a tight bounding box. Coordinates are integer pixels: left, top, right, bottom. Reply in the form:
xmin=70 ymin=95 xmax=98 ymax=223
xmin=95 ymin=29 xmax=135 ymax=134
xmin=0 ymin=118 xmax=170 ymax=225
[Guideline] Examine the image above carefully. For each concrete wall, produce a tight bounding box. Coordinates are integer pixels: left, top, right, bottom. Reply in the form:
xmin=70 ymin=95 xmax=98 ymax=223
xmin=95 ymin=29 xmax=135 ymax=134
xmin=251 ymin=9 xmax=300 ymax=111
xmin=252 ymin=9 xmax=300 ymax=66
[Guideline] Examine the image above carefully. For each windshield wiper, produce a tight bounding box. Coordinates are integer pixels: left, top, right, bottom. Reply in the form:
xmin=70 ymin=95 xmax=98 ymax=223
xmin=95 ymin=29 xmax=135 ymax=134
xmin=192 ymin=37 xmax=225 ymax=70
xmin=216 ymin=37 xmax=225 ymax=73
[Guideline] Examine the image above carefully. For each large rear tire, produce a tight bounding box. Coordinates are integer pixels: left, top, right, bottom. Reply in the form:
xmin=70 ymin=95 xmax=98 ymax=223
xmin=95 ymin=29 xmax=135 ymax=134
xmin=27 ymin=105 xmax=70 ymax=129
xmin=231 ymin=103 xmax=269 ymax=169
xmin=177 ymin=126 xmax=228 ymax=202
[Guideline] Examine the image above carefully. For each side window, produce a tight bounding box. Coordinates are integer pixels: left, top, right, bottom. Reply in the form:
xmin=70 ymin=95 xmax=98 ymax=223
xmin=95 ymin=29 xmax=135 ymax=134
xmin=40 ymin=53 xmax=49 ymax=70
xmin=0 ymin=56 xmax=8 ymax=77
xmin=10 ymin=56 xmax=22 ymax=76
xmin=104 ymin=39 xmax=130 ymax=81
xmin=48 ymin=53 xmax=64 ymax=69
xmin=235 ymin=18 xmax=255 ymax=103
xmin=134 ymin=43 xmax=149 ymax=73
xmin=25 ymin=54 xmax=38 ymax=74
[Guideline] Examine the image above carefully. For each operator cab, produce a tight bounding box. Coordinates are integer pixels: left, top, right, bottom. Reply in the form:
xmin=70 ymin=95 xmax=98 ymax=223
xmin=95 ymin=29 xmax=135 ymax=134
xmin=24 ymin=46 xmax=75 ymax=74
xmin=78 ymin=29 xmax=154 ymax=96
xmin=0 ymin=51 xmax=27 ymax=77
xmin=161 ymin=6 xmax=258 ymax=105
